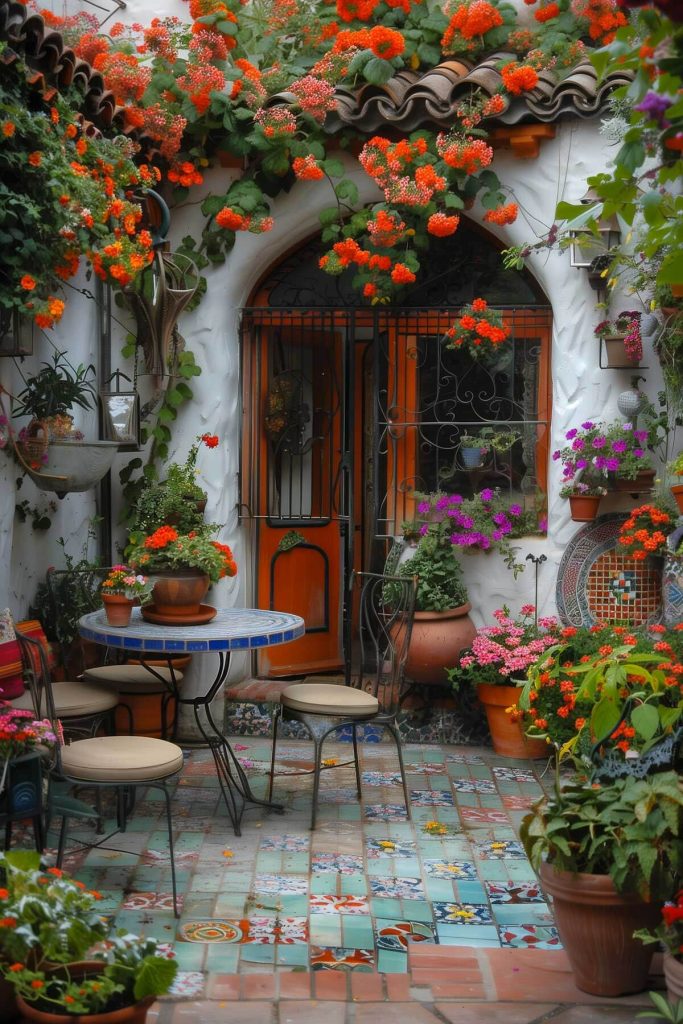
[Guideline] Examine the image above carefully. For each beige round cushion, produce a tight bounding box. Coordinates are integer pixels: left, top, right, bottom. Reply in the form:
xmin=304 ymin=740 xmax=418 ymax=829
xmin=281 ymin=682 xmax=379 ymax=717
xmin=60 ymin=735 xmax=184 ymax=783
xmin=83 ymin=665 xmax=182 ymax=693
xmin=12 ymin=682 xmax=118 ymax=718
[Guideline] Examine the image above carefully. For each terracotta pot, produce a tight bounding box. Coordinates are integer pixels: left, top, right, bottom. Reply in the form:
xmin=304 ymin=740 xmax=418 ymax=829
xmin=404 ymin=603 xmax=476 ymax=685
xmin=0 ymin=976 xmax=20 ymax=1021
xmin=664 ymin=952 xmax=683 ymax=1003
xmin=16 ymin=996 xmax=154 ymax=1024
xmin=603 ymin=334 xmax=640 ymax=368
xmin=476 ymin=682 xmax=549 ymax=759
xmin=614 ymin=469 xmax=656 ymax=492
xmin=568 ymin=494 xmax=601 ymax=522
xmin=671 ymin=483 xmax=683 ymax=514
xmin=151 ymin=569 xmax=210 ymax=617
xmin=164 ymin=495 xmax=207 ymax=526
xmin=670 ymin=284 xmax=683 ymax=299
xmin=101 ymin=594 xmax=134 ymax=628
xmin=539 ymin=863 xmax=659 ymax=996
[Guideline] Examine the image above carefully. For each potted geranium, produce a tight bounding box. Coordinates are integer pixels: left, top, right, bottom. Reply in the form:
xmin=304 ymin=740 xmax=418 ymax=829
xmin=595 ymin=310 xmax=643 ymax=367
xmin=553 ymin=418 xmax=657 ymax=493
xmin=520 ymin=771 xmax=683 ymax=997
xmin=560 ymin=478 xmax=608 ymax=522
xmin=452 ymin=605 xmax=560 ymax=758
xmin=636 ymin=890 xmax=683 ymax=1003
xmin=100 ymin=567 xmax=154 ymax=628
xmin=618 ymin=502 xmax=676 ymax=562
xmin=127 ymin=525 xmax=237 ymax=624
xmin=0 ymin=852 xmax=177 ymax=1023
xmin=443 ymin=298 xmax=511 ymax=362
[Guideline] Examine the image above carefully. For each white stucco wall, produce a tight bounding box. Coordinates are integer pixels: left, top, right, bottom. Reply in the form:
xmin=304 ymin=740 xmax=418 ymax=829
xmin=0 ymin=2 xmax=669 ymax=656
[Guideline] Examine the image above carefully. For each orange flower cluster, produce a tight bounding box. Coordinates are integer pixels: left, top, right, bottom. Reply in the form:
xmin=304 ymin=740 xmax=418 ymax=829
xmin=442 ymin=0 xmax=503 ymax=52
xmin=427 ymin=212 xmax=460 ymax=236
xmin=483 ymin=202 xmax=518 ymax=225
xmin=144 ymin=526 xmax=180 ymax=550
xmin=618 ymin=503 xmax=672 ymax=560
xmin=570 ymin=0 xmax=627 ymax=43
xmin=336 ymin=0 xmax=378 ymax=22
xmin=367 ymin=210 xmax=407 ymax=247
xmin=34 ymin=297 xmax=66 ymax=329
xmin=168 ymin=161 xmax=204 ymax=187
xmin=391 ymin=263 xmax=416 ymax=284
xmin=215 ymin=206 xmax=273 ymax=233
xmin=534 ymin=1 xmax=560 ymax=20
xmin=501 ymin=62 xmax=540 ymax=94
xmin=436 ymin=131 xmax=494 ymax=173
xmin=293 ymin=155 xmax=325 ymax=180
xmin=212 ymin=540 xmax=238 ymax=578
xmin=444 ymin=297 xmax=510 ymax=359
xmin=189 ymin=0 xmax=239 ymax=46
xmin=332 ymin=25 xmax=405 ymax=59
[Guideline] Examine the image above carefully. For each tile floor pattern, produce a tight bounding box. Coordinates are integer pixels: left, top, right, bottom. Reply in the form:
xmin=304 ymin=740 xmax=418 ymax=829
xmin=36 ymin=739 xmax=663 ymax=1021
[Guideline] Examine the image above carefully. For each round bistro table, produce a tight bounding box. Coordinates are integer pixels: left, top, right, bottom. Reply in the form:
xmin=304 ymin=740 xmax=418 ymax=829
xmin=78 ymin=607 xmax=305 ymax=834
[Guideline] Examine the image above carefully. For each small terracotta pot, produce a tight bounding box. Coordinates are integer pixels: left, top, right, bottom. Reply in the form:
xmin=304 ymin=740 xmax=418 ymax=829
xmin=671 ymin=483 xmax=683 ymax=514
xmin=568 ymin=494 xmax=601 ymax=522
xmin=16 ymin=996 xmax=155 ymax=1024
xmin=664 ymin=952 xmax=683 ymax=1003
xmin=476 ymin=682 xmax=549 ymax=759
xmin=101 ymin=594 xmax=134 ymax=628
xmin=404 ymin=603 xmax=477 ymax=685
xmin=539 ymin=863 xmax=659 ymax=997
xmin=151 ymin=569 xmax=210 ymax=616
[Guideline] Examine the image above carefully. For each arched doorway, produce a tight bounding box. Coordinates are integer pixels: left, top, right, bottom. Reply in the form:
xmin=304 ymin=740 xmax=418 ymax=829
xmin=240 ymin=221 xmax=552 ymax=676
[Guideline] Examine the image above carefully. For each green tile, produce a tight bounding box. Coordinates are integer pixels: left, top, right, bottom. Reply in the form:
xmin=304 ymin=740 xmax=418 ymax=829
xmin=400 ymin=900 xmax=433 ymax=922
xmin=340 ymin=874 xmax=367 ymax=896
xmin=204 ymin=944 xmax=240 ymax=971
xmin=342 ymin=917 xmax=374 ymax=946
xmin=377 ymin=949 xmax=407 ymax=973
xmin=173 ymin=943 xmax=206 ymax=970
xmin=309 ymin=916 xmax=342 ymax=945
xmin=371 ymin=897 xmax=401 ymax=917
xmin=277 ymin=944 xmax=309 ymax=965
xmin=240 ymin=943 xmax=275 ymax=963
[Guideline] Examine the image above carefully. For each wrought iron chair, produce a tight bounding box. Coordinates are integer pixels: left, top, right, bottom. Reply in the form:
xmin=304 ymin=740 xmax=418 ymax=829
xmin=267 ymin=571 xmax=416 ymax=829
xmin=46 ymin=568 xmax=181 ymax=738
xmin=17 ymin=633 xmax=184 ymax=916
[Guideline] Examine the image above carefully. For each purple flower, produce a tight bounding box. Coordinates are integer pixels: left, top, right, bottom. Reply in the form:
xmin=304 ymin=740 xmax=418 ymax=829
xmin=576 ymin=459 xmax=587 ymax=470
xmin=538 ymin=516 xmax=547 ymax=533
xmin=565 ymin=429 xmax=577 ymax=440
xmin=508 ymin=504 xmax=522 ymax=516
xmin=592 ymin=436 xmax=606 ymax=449
xmin=458 ymin=515 xmax=474 ymax=529
xmin=634 ymin=430 xmax=648 ymax=443
xmin=492 ymin=512 xmax=508 ymax=526
xmin=479 ymin=488 xmax=494 ymax=501
xmin=595 ymin=456 xmax=608 ymax=470
xmin=417 ymin=502 xmax=430 ymax=514
xmin=552 ymin=450 xmax=561 ymax=461
xmin=572 ymin=439 xmax=585 ymax=451
xmin=633 ymin=448 xmax=644 ymax=459
xmin=634 ymin=91 xmax=672 ymax=128
xmin=580 ymin=421 xmax=594 ymax=430
xmin=622 ymin=422 xmax=633 ymax=431
xmin=611 ymin=440 xmax=627 ymax=453
xmin=605 ymin=457 xmax=620 ymax=472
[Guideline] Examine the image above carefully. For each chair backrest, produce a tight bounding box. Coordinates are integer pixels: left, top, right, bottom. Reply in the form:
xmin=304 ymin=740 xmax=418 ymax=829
xmin=347 ymin=571 xmax=416 ymax=713
xmin=14 ymin=631 xmax=58 ymax=723
xmin=46 ymin=567 xmax=112 ymax=676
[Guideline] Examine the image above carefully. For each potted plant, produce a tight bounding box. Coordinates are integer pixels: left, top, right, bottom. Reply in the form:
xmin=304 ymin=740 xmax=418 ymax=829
xmin=131 ymin=434 xmax=219 ymax=534
xmin=458 ymin=433 xmax=490 ymax=470
xmin=636 ymin=891 xmax=683 ymax=1003
xmin=595 ymin=311 xmax=643 ymax=367
xmin=520 ymin=771 xmax=683 ymax=997
xmin=453 ymin=605 xmax=561 ymax=758
xmin=12 ymin=351 xmax=96 ymax=439
xmin=127 ymin=525 xmax=237 ymax=624
xmin=0 ymin=852 xmax=177 ymax=1023
xmin=669 ymin=453 xmax=683 ymax=513
xmin=553 ymin=418 xmax=658 ymax=495
xmin=384 ymin=525 xmax=473 ymax=685
xmin=443 ymin=298 xmax=511 ymax=362
xmin=618 ymin=501 xmax=676 ymax=562
xmin=100 ymin=567 xmax=154 ymax=628
xmin=560 ymin=478 xmax=608 ymax=522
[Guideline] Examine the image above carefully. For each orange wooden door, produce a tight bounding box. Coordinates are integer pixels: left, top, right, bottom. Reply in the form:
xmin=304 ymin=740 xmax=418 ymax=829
xmin=251 ymin=324 xmax=348 ymax=676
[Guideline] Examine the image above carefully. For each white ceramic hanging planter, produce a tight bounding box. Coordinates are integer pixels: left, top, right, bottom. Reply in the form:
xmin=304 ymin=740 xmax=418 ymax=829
xmin=24 ymin=439 xmax=119 ymax=497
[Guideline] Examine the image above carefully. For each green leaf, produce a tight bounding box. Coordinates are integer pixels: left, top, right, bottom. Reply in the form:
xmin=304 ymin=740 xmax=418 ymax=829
xmin=631 ymin=702 xmax=659 ymax=740
xmin=133 ymin=956 xmax=178 ymax=1000
xmin=363 ymin=57 xmax=395 ymax=86
xmin=590 ymin=697 xmax=621 ymax=744
xmin=202 ymin=195 xmax=229 ymax=217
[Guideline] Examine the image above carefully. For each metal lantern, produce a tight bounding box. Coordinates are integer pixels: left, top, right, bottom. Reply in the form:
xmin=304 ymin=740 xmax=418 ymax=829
xmin=99 ymin=371 xmax=140 ymax=450
xmin=569 ymin=188 xmax=621 ymax=269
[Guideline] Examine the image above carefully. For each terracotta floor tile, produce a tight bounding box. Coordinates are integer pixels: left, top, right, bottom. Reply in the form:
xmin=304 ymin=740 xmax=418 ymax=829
xmin=279 ymin=972 xmax=314 ymax=999
xmin=429 ymin=982 xmax=487 ymax=999
xmin=552 ymin=1006 xmax=663 ymax=1023
xmin=435 ymin=1002 xmax=559 ymax=1023
xmin=411 ymin=968 xmax=482 ymax=986
xmin=279 ymin=1001 xmax=348 ymax=1024
xmin=350 ymin=973 xmax=384 ymax=1001
xmin=484 ymin=949 xmax=654 ymax=1005
xmin=354 ymin=1003 xmax=443 ymax=1024
xmin=240 ymin=974 xmax=277 ymax=1000
xmin=314 ymin=972 xmax=349 ymax=1000
xmin=169 ymin=1001 xmax=273 ymax=1023
xmin=204 ymin=974 xmax=241 ymax=1000
xmin=385 ymin=975 xmax=412 ymax=1001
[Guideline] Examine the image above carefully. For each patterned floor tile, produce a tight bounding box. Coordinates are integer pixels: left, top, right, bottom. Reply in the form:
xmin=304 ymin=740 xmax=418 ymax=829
xmin=491 ymin=766 xmax=536 ymax=783
xmin=311 ymin=854 xmax=364 ymax=874
xmin=485 ymin=880 xmax=545 ymax=904
xmin=252 ymin=874 xmax=308 ymax=894
xmin=366 ymin=838 xmax=416 ymax=859
xmin=451 ymin=779 xmax=496 ymax=793
xmin=310 ymin=946 xmax=375 ymax=971
xmin=121 ymin=892 xmax=182 ymax=912
xmin=242 ymin=916 xmax=308 ymax=944
xmin=375 ymin=919 xmax=436 ymax=951
xmin=310 ymin=894 xmax=370 ymax=915
xmin=459 ymin=807 xmax=509 ymax=825
xmin=404 ymin=762 xmax=446 ymax=775
xmin=433 ymin=902 xmax=493 ymax=925
xmin=422 ymin=859 xmax=477 ymax=880
xmin=179 ymin=920 xmax=243 ymax=943
xmin=475 ymin=840 xmax=527 ymax=860
xmin=369 ymin=876 xmax=425 ymax=899
xmin=502 ymin=794 xmax=536 ymax=810
xmin=318 ymin=787 xmax=361 ymax=803
xmin=498 ymin=924 xmax=562 ymax=949
xmin=168 ymin=971 xmax=205 ymax=998
xmin=446 ymin=753 xmax=485 ymax=764
xmin=410 ymin=790 xmax=454 ymax=806
xmin=361 ymin=770 xmax=402 ymax=786
xmin=260 ymin=835 xmax=310 ymax=852
xmin=364 ymin=804 xmax=408 ymax=821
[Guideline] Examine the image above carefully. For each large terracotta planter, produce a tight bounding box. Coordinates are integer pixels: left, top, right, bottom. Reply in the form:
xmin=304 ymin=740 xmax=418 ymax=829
xmin=404 ymin=603 xmax=476 ymax=685
xmin=671 ymin=483 xmax=683 ymax=514
xmin=539 ymin=862 xmax=659 ymax=996
xmin=150 ymin=569 xmax=210 ymax=617
xmin=476 ymin=682 xmax=549 ymax=759
xmin=16 ymin=996 xmax=155 ymax=1024
xmin=101 ymin=594 xmax=134 ymax=628
xmin=0 ymin=976 xmax=19 ymax=1021
xmin=568 ymin=494 xmax=601 ymax=522
xmin=664 ymin=953 xmax=683 ymax=1003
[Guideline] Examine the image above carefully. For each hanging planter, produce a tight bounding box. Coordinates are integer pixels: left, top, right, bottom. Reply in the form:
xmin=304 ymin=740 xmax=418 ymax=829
xmin=602 ymin=334 xmax=641 ymax=368
xmin=568 ymin=493 xmax=602 ymax=522
xmin=21 ymin=440 xmax=119 ymax=498
xmin=613 ymin=468 xmax=656 ymax=492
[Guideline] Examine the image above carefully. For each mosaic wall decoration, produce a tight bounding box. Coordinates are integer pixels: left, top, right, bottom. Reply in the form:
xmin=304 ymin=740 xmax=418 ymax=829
xmin=556 ymin=513 xmax=662 ymax=626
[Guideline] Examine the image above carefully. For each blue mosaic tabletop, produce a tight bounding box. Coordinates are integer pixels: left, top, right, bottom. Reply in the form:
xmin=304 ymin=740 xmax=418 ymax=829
xmin=78 ymin=608 xmax=306 ymax=654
